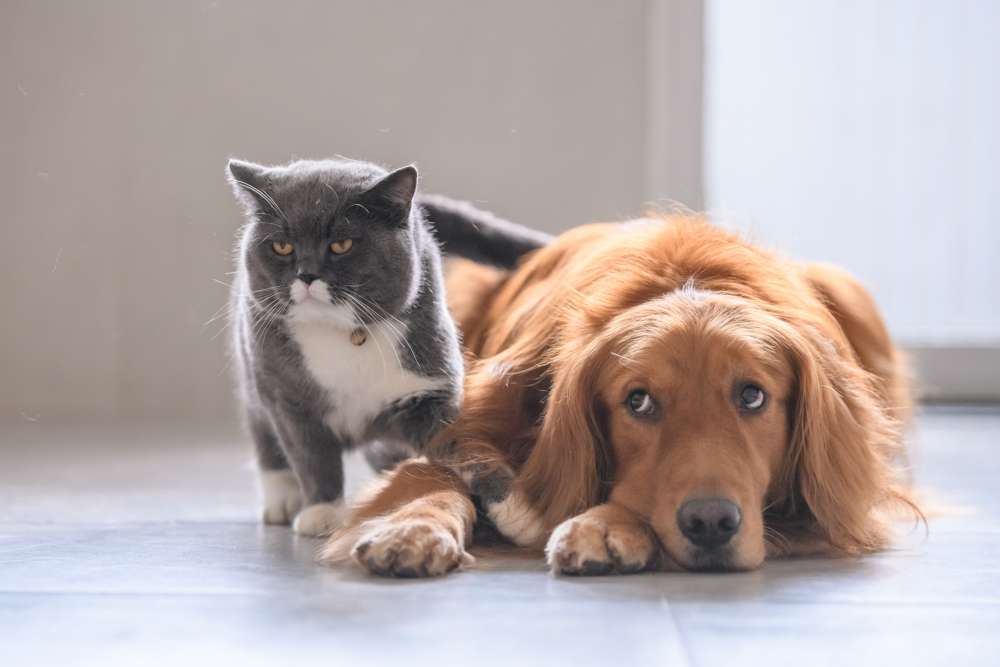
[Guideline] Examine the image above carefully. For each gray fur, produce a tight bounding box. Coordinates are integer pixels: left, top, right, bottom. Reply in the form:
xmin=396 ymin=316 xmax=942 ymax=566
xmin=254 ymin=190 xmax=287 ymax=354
xmin=226 ymin=157 xmax=463 ymax=508
xmin=417 ymin=193 xmax=553 ymax=267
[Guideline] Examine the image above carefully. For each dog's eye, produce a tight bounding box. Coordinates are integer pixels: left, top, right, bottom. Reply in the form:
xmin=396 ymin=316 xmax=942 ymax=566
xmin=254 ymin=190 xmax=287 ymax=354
xmin=626 ymin=389 xmax=658 ymax=418
xmin=737 ymin=383 xmax=767 ymax=412
xmin=271 ymin=241 xmax=294 ymax=256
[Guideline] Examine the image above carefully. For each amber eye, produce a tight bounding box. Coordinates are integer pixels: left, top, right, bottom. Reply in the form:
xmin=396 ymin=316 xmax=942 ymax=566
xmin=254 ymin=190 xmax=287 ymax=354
xmin=626 ymin=389 xmax=658 ymax=418
xmin=330 ymin=239 xmax=354 ymax=255
xmin=271 ymin=241 xmax=294 ymax=256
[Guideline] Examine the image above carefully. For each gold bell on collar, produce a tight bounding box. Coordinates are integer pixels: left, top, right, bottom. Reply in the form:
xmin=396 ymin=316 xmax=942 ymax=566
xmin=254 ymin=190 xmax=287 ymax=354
xmin=350 ymin=327 xmax=367 ymax=346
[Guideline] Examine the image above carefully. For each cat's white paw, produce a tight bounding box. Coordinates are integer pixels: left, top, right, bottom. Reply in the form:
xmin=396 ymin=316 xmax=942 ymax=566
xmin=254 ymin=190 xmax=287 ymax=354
xmin=260 ymin=469 xmax=303 ymax=525
xmin=293 ymin=501 xmax=349 ymax=537
xmin=486 ymin=490 xmax=546 ymax=546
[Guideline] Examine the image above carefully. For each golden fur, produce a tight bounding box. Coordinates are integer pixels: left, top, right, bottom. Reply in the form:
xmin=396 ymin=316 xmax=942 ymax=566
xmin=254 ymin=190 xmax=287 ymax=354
xmin=326 ymin=215 xmax=918 ymax=575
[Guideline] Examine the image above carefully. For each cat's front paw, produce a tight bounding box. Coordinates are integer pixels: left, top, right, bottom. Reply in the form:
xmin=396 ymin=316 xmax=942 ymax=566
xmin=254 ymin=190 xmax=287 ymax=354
xmin=260 ymin=469 xmax=303 ymax=525
xmin=546 ymin=513 xmax=658 ymax=576
xmin=293 ymin=501 xmax=348 ymax=537
xmin=352 ymin=518 xmax=473 ymax=577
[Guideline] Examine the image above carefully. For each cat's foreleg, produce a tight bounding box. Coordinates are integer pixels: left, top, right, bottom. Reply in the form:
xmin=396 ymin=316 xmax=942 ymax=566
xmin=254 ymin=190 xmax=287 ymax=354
xmin=376 ymin=389 xmax=460 ymax=452
xmin=272 ymin=404 xmax=349 ymax=537
xmin=247 ymin=410 xmax=303 ymax=525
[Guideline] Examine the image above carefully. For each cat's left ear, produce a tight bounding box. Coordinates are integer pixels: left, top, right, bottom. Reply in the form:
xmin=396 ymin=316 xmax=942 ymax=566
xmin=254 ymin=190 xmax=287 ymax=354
xmin=361 ymin=165 xmax=418 ymax=225
xmin=226 ymin=158 xmax=273 ymax=216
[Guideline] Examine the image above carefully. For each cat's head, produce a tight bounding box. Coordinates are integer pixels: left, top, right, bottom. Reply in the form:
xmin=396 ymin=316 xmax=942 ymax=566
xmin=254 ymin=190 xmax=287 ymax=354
xmin=226 ymin=158 xmax=423 ymax=327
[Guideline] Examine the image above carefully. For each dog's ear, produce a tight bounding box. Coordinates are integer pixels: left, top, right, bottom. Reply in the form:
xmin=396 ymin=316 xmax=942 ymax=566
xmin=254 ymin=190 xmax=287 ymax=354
xmin=518 ymin=331 xmax=616 ymax=530
xmin=775 ymin=323 xmax=909 ymax=553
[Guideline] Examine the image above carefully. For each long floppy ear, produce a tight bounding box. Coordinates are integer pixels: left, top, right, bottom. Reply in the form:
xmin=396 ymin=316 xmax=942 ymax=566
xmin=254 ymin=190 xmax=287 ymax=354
xmin=776 ymin=324 xmax=911 ymax=553
xmin=518 ymin=331 xmax=616 ymax=530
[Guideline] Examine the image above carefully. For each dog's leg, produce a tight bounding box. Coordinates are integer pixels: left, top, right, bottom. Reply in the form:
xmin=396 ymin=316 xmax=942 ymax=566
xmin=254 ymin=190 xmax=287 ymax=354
xmin=425 ymin=355 xmax=553 ymax=546
xmin=545 ymin=503 xmax=662 ymax=576
xmin=318 ymin=459 xmax=476 ymax=578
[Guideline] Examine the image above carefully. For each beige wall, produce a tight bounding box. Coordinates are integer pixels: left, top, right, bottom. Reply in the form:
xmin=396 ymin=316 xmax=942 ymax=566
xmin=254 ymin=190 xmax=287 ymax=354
xmin=1 ymin=1 xmax=703 ymax=425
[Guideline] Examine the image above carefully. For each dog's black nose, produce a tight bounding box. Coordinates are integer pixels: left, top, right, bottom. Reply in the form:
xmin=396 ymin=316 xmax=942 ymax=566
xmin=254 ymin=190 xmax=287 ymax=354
xmin=677 ymin=498 xmax=742 ymax=549
xmin=298 ymin=273 xmax=319 ymax=285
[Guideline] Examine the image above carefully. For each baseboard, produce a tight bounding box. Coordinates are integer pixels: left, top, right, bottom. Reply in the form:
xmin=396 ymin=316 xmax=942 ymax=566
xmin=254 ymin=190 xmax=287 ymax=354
xmin=906 ymin=345 xmax=1000 ymax=403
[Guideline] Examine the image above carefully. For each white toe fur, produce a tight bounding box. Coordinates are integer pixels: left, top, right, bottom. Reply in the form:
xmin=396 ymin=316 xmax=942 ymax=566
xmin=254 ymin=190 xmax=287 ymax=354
xmin=351 ymin=517 xmax=474 ymax=577
xmin=486 ymin=491 xmax=545 ymax=546
xmin=293 ymin=500 xmax=349 ymax=537
xmin=260 ymin=469 xmax=303 ymax=525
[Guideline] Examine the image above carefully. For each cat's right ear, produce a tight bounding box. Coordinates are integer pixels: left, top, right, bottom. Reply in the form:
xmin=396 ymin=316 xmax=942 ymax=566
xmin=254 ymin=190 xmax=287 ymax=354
xmin=226 ymin=158 xmax=272 ymax=216
xmin=360 ymin=165 xmax=418 ymax=226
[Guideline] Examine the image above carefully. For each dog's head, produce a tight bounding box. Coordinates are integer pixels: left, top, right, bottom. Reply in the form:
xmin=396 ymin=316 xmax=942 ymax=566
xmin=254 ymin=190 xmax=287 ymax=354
xmin=522 ymin=285 xmax=909 ymax=571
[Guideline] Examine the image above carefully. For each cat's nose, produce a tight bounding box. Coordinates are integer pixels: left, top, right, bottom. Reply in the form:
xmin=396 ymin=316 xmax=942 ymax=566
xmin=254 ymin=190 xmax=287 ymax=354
xmin=297 ymin=273 xmax=319 ymax=285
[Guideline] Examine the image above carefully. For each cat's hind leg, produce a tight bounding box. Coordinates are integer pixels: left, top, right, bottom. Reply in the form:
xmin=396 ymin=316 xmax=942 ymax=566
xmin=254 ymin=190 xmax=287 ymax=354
xmin=249 ymin=411 xmax=303 ymax=525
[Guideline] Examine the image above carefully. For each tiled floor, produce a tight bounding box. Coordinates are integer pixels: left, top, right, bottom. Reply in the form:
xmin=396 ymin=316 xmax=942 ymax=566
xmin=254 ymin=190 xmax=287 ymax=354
xmin=1 ymin=408 xmax=998 ymax=666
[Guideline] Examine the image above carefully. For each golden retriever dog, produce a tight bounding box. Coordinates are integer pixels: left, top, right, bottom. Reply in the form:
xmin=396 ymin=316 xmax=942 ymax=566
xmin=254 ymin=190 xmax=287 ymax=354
xmin=321 ymin=215 xmax=918 ymax=576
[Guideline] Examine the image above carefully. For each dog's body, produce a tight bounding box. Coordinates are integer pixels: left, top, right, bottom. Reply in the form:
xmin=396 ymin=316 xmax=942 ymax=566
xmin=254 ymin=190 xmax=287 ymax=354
xmin=323 ymin=216 xmax=917 ymax=576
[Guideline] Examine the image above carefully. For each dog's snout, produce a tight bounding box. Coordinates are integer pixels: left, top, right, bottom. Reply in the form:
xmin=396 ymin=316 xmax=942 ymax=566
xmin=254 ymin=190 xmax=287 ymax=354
xmin=677 ymin=498 xmax=742 ymax=549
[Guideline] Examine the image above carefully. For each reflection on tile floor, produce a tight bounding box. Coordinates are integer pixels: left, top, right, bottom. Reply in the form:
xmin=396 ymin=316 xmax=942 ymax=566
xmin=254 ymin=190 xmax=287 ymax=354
xmin=1 ymin=408 xmax=998 ymax=666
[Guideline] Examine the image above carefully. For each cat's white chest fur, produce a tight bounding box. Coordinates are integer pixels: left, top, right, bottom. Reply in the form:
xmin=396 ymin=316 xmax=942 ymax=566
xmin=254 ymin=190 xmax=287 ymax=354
xmin=288 ymin=305 xmax=444 ymax=441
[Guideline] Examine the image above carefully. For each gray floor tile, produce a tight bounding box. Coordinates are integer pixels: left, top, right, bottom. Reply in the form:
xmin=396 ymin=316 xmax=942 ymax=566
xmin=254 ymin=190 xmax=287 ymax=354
xmin=1 ymin=408 xmax=998 ymax=666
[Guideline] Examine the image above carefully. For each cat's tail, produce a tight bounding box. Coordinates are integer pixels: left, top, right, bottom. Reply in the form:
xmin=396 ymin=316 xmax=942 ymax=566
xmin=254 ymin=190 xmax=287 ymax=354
xmin=417 ymin=194 xmax=553 ymax=269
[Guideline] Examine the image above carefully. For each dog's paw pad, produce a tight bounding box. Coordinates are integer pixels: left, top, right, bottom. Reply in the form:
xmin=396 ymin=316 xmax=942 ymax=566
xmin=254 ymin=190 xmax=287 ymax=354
xmin=293 ymin=501 xmax=348 ymax=537
xmin=352 ymin=519 xmax=473 ymax=578
xmin=260 ymin=470 xmax=303 ymax=525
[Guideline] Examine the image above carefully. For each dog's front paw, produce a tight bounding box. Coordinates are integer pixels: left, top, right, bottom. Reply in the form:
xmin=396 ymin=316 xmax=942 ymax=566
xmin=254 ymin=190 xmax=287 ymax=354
xmin=260 ymin=470 xmax=303 ymax=525
xmin=546 ymin=513 xmax=658 ymax=576
xmin=293 ymin=501 xmax=348 ymax=537
xmin=352 ymin=518 xmax=473 ymax=578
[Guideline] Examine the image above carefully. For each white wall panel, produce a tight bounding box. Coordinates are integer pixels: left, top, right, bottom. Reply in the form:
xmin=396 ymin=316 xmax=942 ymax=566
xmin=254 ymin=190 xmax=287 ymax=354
xmin=705 ymin=0 xmax=1000 ymax=345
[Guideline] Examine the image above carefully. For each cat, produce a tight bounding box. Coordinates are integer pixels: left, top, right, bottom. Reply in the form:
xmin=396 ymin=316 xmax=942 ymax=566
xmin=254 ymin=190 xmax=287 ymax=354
xmin=225 ymin=157 xmax=547 ymax=536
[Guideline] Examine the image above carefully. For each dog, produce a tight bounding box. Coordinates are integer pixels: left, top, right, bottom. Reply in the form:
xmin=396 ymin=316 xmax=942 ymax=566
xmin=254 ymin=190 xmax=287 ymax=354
xmin=321 ymin=214 xmax=919 ymax=576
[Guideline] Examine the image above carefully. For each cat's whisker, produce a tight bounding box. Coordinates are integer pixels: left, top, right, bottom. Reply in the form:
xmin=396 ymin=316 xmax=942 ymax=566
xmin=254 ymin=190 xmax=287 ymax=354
xmin=343 ymin=294 xmax=389 ymax=375
xmin=204 ymin=302 xmax=234 ymax=327
xmin=348 ymin=293 xmax=401 ymax=376
xmin=363 ymin=320 xmax=389 ymax=380
xmin=340 ymin=292 xmax=392 ymax=378
xmin=206 ymin=287 xmax=285 ymax=330
xmin=250 ymin=286 xmax=286 ymax=299
xmin=247 ymin=294 xmax=283 ymax=340
xmin=350 ymin=292 xmax=421 ymax=372
xmin=253 ymin=297 xmax=288 ymax=352
xmin=209 ymin=324 xmax=230 ymax=341
xmin=371 ymin=316 xmax=416 ymax=371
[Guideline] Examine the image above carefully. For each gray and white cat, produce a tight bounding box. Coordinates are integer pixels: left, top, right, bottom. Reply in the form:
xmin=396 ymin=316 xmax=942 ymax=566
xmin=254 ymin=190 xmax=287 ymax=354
xmin=225 ymin=157 xmax=544 ymax=536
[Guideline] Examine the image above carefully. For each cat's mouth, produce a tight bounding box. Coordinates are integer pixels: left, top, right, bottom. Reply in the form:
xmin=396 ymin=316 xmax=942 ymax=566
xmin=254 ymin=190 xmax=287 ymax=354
xmin=291 ymin=279 xmax=332 ymax=306
xmin=289 ymin=279 xmax=359 ymax=328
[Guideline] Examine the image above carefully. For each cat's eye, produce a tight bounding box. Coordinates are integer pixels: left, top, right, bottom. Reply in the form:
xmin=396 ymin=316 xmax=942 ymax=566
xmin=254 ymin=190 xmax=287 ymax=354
xmin=626 ymin=389 xmax=658 ymax=419
xmin=736 ymin=383 xmax=767 ymax=413
xmin=271 ymin=241 xmax=294 ymax=256
xmin=330 ymin=239 xmax=354 ymax=255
